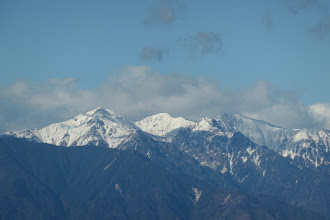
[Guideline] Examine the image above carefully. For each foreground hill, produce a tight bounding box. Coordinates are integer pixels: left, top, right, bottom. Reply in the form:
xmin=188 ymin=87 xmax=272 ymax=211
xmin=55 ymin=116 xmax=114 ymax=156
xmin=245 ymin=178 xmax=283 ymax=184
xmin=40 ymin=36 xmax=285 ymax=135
xmin=0 ymin=137 xmax=325 ymax=220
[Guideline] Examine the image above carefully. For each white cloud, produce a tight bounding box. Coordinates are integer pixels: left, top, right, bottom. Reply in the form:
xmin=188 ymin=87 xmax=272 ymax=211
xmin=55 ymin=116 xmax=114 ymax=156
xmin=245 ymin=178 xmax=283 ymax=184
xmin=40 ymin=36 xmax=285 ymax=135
xmin=244 ymin=101 xmax=313 ymax=129
xmin=0 ymin=65 xmax=329 ymax=132
xmin=308 ymin=103 xmax=330 ymax=129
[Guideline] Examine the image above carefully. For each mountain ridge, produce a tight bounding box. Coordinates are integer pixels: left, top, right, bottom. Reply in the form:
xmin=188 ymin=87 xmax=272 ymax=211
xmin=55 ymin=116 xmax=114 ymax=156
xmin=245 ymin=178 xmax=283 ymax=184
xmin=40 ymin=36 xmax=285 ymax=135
xmin=5 ymin=107 xmax=330 ymax=168
xmin=136 ymin=111 xmax=330 ymax=168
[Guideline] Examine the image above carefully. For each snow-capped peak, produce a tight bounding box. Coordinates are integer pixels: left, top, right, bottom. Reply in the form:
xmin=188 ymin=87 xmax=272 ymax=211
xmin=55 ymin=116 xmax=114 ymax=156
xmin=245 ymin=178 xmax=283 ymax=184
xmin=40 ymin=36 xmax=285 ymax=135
xmin=77 ymin=107 xmax=136 ymax=128
xmin=7 ymin=107 xmax=138 ymax=148
xmin=85 ymin=107 xmax=121 ymax=118
xmin=135 ymin=113 xmax=195 ymax=136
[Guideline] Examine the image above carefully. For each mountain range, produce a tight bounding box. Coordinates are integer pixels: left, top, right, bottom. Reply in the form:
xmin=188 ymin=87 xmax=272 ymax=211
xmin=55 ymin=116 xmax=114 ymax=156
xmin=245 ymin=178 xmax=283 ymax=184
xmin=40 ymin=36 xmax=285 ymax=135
xmin=7 ymin=108 xmax=329 ymax=169
xmin=2 ymin=107 xmax=330 ymax=219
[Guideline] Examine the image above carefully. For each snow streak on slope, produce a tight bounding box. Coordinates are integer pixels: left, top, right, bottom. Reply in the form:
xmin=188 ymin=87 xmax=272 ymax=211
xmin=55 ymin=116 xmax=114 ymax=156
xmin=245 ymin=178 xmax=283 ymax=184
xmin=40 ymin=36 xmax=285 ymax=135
xmin=7 ymin=108 xmax=138 ymax=148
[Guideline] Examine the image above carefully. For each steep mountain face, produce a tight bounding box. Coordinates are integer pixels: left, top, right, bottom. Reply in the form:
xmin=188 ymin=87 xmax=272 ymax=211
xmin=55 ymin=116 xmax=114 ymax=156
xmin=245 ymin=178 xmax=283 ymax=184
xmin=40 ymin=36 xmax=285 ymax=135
xmin=136 ymin=113 xmax=330 ymax=169
xmin=117 ymin=129 xmax=238 ymax=191
xmin=214 ymin=114 xmax=330 ymax=168
xmin=0 ymin=137 xmax=325 ymax=220
xmin=171 ymin=127 xmax=329 ymax=215
xmin=7 ymin=108 xmax=138 ymax=148
xmin=135 ymin=113 xmax=330 ymax=215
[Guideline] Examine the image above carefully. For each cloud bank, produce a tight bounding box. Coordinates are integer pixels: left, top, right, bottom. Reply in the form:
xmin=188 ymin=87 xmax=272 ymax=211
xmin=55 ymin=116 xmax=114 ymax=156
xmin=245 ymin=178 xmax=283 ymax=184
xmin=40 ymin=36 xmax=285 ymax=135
xmin=0 ymin=66 xmax=329 ymax=132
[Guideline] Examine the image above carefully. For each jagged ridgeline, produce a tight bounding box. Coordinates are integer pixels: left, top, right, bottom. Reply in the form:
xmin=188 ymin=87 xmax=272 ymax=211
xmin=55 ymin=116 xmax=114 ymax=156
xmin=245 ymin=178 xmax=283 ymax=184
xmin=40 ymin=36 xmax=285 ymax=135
xmin=2 ymin=107 xmax=330 ymax=219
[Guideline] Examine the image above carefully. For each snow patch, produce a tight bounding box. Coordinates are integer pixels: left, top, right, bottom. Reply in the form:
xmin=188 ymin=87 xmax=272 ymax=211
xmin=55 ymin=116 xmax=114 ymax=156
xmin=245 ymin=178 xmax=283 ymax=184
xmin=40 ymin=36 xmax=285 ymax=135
xmin=192 ymin=188 xmax=202 ymax=205
xmin=238 ymin=174 xmax=249 ymax=183
xmin=115 ymin=183 xmax=123 ymax=195
xmin=222 ymin=194 xmax=231 ymax=205
xmin=200 ymin=161 xmax=211 ymax=167
xmin=281 ymin=150 xmax=299 ymax=160
xmin=246 ymin=147 xmax=255 ymax=155
xmin=228 ymin=153 xmax=234 ymax=174
xmin=220 ymin=167 xmax=228 ymax=174
xmin=252 ymin=153 xmax=261 ymax=167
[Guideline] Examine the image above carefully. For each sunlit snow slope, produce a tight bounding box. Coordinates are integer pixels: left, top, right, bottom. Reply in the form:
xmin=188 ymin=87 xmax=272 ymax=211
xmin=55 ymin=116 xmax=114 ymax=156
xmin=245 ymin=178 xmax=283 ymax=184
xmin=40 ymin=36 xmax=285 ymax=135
xmin=7 ymin=108 xmax=138 ymax=148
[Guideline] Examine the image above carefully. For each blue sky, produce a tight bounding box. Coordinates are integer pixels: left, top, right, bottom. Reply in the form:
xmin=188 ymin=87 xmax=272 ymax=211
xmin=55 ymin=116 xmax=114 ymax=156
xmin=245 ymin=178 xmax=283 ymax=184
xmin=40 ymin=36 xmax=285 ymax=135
xmin=0 ymin=0 xmax=330 ymax=131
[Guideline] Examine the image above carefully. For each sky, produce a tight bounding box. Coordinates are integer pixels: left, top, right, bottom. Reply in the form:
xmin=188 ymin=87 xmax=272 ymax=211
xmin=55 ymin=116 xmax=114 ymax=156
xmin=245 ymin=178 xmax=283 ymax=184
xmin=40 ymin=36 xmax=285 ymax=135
xmin=0 ymin=0 xmax=330 ymax=132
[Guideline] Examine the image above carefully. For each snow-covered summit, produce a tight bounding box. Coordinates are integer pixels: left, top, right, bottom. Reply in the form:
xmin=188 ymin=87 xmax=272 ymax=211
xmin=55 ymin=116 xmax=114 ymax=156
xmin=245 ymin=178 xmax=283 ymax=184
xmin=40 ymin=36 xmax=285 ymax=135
xmin=134 ymin=113 xmax=195 ymax=136
xmin=7 ymin=107 xmax=138 ymax=148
